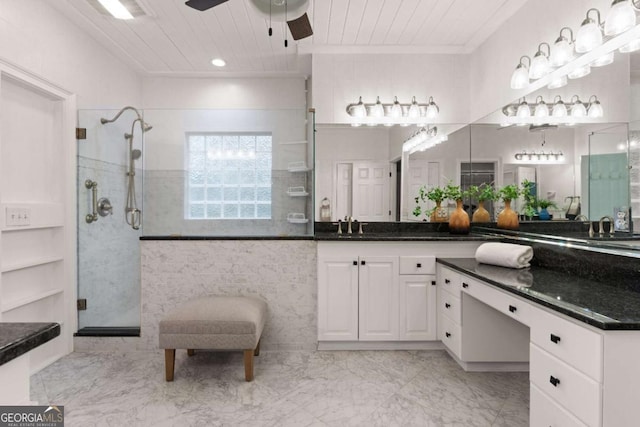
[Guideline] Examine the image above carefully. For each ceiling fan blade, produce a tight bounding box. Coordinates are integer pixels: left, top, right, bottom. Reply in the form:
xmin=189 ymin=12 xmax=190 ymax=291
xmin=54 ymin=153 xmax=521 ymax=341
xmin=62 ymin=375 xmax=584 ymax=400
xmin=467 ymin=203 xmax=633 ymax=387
xmin=287 ymin=12 xmax=313 ymax=41
xmin=185 ymin=0 xmax=229 ymax=12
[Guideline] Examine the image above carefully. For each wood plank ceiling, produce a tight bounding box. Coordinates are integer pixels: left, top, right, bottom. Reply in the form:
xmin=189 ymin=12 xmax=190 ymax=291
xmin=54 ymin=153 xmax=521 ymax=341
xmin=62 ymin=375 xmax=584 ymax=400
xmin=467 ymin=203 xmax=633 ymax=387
xmin=51 ymin=0 xmax=529 ymax=76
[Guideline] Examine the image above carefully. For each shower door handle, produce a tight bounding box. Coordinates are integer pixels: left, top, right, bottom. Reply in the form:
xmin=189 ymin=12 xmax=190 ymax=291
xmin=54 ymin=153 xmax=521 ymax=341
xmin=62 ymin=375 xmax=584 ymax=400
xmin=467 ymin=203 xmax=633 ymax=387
xmin=85 ymin=179 xmax=99 ymax=223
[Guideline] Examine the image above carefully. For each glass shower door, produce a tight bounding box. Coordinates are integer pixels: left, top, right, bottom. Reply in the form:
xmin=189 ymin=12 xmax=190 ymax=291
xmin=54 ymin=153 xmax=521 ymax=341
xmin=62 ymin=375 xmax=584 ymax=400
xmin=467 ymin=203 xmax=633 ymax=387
xmin=76 ymin=108 xmax=144 ymax=335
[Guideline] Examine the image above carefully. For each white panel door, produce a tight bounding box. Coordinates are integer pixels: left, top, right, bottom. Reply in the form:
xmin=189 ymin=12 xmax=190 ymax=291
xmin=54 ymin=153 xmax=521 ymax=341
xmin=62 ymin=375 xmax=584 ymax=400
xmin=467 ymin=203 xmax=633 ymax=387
xmin=359 ymin=256 xmax=399 ymax=341
xmin=399 ymin=275 xmax=437 ymax=340
xmin=352 ymin=162 xmax=390 ymax=221
xmin=406 ymin=160 xmax=440 ymax=221
xmin=318 ymin=257 xmax=359 ymax=341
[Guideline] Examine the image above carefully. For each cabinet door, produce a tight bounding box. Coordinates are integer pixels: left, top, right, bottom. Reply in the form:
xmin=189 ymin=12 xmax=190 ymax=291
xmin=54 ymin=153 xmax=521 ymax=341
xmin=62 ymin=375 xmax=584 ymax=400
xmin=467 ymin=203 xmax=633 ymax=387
xmin=359 ymin=256 xmax=399 ymax=341
xmin=318 ymin=257 xmax=359 ymax=341
xmin=399 ymin=275 xmax=437 ymax=340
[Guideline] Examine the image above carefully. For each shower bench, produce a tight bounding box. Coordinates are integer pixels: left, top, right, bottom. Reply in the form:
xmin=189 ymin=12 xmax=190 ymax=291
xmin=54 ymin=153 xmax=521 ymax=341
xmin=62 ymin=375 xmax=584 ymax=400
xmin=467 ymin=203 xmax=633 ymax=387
xmin=159 ymin=295 xmax=267 ymax=382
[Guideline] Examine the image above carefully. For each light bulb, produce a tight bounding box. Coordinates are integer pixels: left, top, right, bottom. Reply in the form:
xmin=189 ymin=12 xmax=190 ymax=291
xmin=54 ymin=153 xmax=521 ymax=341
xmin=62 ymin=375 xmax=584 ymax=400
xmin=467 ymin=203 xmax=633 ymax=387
xmin=591 ymin=51 xmax=614 ymax=67
xmin=604 ymin=0 xmax=636 ymax=36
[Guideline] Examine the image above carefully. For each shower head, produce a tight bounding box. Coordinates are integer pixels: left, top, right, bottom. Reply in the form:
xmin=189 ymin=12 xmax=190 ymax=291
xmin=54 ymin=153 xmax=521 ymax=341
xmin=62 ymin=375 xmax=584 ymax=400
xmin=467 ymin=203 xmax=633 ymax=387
xmin=131 ymin=149 xmax=142 ymax=160
xmin=100 ymin=106 xmax=144 ymax=125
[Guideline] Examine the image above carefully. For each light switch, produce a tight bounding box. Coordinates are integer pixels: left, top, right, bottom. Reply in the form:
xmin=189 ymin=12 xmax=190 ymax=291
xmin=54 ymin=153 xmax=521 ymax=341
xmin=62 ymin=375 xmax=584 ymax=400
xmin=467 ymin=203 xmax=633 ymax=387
xmin=5 ymin=207 xmax=31 ymax=226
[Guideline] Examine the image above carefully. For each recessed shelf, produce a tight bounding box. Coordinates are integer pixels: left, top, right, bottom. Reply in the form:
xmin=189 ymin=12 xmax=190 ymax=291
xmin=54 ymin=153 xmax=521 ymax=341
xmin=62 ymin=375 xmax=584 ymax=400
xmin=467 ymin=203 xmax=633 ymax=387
xmin=286 ymin=186 xmax=309 ymax=197
xmin=1 ymin=288 xmax=64 ymax=313
xmin=287 ymin=213 xmax=309 ymax=224
xmin=1 ymin=223 xmax=64 ymax=233
xmin=287 ymin=161 xmax=311 ymax=172
xmin=1 ymin=256 xmax=64 ymax=273
xmin=279 ymin=140 xmax=308 ymax=145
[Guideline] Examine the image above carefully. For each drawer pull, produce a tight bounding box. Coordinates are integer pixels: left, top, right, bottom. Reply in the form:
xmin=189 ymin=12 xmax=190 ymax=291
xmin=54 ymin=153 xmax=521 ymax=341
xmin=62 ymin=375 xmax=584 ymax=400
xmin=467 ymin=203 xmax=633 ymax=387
xmin=550 ymin=334 xmax=561 ymax=344
xmin=549 ymin=375 xmax=561 ymax=387
xmin=361 ymin=260 xmax=366 ymax=265
xmin=417 ymin=263 xmax=422 ymax=268
xmin=509 ymin=305 xmax=517 ymax=313
xmin=445 ymin=303 xmax=451 ymax=309
xmin=431 ymin=280 xmax=436 ymax=286
xmin=445 ymin=279 xmax=451 ymax=284
xmin=353 ymin=260 xmax=357 ymax=266
xmin=462 ymin=282 xmax=469 ymax=288
xmin=445 ymin=332 xmax=451 ymax=338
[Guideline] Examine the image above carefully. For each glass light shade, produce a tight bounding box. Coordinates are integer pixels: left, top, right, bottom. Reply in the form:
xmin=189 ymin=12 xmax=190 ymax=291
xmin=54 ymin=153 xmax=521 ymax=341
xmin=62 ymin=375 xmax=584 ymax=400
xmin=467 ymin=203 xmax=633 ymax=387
xmin=534 ymin=102 xmax=549 ymax=118
xmin=529 ymin=53 xmax=550 ymax=79
xmin=552 ymin=101 xmax=568 ymax=117
xmin=408 ymin=97 xmax=420 ymax=119
xmin=550 ymin=38 xmax=574 ymax=67
xmin=568 ymin=64 xmax=591 ymax=79
xmin=425 ymin=103 xmax=439 ymax=120
xmin=588 ymin=100 xmax=604 ymax=118
xmin=604 ymin=0 xmax=636 ymax=36
xmin=516 ymin=102 xmax=531 ymax=118
xmin=352 ymin=97 xmax=366 ymax=118
xmin=591 ymin=51 xmax=615 ymax=67
xmin=571 ymin=101 xmax=587 ymax=117
xmin=510 ymin=64 xmax=529 ymax=89
xmin=547 ymin=75 xmax=568 ymax=89
xmin=620 ymin=39 xmax=640 ymax=53
xmin=575 ymin=21 xmax=603 ymax=53
xmin=389 ymin=99 xmax=402 ymax=118
xmin=370 ymin=97 xmax=384 ymax=118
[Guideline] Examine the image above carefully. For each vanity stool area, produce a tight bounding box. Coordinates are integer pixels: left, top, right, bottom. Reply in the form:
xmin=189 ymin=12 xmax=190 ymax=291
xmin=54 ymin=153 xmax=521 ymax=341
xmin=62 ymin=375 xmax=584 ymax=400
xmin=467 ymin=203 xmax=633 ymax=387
xmin=159 ymin=295 xmax=268 ymax=382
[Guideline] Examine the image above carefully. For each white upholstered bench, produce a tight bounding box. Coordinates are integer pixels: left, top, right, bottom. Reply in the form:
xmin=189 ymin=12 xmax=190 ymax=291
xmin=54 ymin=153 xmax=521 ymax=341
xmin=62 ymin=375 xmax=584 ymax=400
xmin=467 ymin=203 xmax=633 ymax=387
xmin=159 ymin=295 xmax=267 ymax=382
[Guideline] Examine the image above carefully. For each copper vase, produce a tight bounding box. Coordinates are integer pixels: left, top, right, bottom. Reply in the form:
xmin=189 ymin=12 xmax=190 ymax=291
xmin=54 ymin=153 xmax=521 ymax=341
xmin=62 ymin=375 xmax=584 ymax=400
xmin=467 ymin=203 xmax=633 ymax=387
xmin=449 ymin=200 xmax=470 ymax=234
xmin=472 ymin=200 xmax=491 ymax=223
xmin=430 ymin=201 xmax=449 ymax=222
xmin=497 ymin=199 xmax=519 ymax=230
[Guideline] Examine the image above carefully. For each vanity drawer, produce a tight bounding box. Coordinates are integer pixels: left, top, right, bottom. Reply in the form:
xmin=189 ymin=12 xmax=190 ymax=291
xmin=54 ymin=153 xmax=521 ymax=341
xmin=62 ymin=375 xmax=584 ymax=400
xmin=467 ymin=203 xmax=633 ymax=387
xmin=437 ymin=265 xmax=462 ymax=296
xmin=400 ymin=256 xmax=435 ymax=275
xmin=438 ymin=288 xmax=461 ymax=324
xmin=530 ymin=344 xmax=601 ymax=427
xmin=530 ymin=307 xmax=603 ymax=382
xmin=461 ymin=276 xmax=533 ymax=327
xmin=438 ymin=312 xmax=461 ymax=358
xmin=530 ymin=383 xmax=588 ymax=427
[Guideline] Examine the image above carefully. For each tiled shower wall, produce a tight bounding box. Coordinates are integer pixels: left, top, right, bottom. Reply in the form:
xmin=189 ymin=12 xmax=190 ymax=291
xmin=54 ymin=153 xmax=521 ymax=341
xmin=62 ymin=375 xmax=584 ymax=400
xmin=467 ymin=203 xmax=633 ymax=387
xmin=143 ymin=169 xmax=311 ymax=236
xmin=77 ymin=156 xmax=141 ymax=327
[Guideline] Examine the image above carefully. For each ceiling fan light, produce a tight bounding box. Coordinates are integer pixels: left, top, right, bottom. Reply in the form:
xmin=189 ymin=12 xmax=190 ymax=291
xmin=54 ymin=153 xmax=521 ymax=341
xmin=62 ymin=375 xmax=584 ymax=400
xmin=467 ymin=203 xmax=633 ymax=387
xmin=604 ymin=0 xmax=636 ymax=36
xmin=591 ymin=51 xmax=615 ymax=67
xmin=568 ymin=64 xmax=591 ymax=79
xmin=575 ymin=10 xmax=603 ymax=53
xmin=547 ymin=75 xmax=568 ymax=89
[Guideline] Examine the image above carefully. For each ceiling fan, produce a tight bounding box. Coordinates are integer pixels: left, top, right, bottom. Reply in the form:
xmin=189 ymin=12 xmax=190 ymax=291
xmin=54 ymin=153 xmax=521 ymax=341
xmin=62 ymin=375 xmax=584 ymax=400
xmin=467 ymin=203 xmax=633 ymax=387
xmin=185 ymin=0 xmax=313 ymax=42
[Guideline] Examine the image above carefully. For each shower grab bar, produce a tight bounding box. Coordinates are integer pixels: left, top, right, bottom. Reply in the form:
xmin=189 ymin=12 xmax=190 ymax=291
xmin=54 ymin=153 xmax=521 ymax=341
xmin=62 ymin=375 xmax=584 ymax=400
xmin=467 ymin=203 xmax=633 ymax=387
xmin=85 ymin=179 xmax=98 ymax=223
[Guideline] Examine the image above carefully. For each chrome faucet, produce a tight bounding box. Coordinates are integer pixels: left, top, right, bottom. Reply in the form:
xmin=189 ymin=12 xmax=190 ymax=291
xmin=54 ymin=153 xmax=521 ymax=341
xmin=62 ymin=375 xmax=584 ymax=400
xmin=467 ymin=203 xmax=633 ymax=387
xmin=345 ymin=216 xmax=354 ymax=234
xmin=599 ymin=216 xmax=615 ymax=237
xmin=574 ymin=214 xmax=588 ymax=221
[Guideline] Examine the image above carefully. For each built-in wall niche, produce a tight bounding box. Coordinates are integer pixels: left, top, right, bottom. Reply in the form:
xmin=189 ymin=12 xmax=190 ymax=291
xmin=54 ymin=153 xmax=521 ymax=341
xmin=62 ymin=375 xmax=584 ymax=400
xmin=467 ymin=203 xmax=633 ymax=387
xmin=0 ymin=61 xmax=76 ymax=373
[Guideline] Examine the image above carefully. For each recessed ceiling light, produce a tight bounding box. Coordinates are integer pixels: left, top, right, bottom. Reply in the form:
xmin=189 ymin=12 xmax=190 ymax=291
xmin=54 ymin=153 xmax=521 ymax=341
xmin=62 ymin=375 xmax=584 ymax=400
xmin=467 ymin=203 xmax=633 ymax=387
xmin=97 ymin=0 xmax=134 ymax=20
xmin=211 ymin=58 xmax=226 ymax=67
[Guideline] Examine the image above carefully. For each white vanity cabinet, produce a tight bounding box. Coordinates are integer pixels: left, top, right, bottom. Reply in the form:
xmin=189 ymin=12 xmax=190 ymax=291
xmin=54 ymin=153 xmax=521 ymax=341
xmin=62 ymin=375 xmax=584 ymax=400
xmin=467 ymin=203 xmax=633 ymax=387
xmin=317 ymin=242 xmax=479 ymax=347
xmin=438 ymin=262 xmax=640 ymax=427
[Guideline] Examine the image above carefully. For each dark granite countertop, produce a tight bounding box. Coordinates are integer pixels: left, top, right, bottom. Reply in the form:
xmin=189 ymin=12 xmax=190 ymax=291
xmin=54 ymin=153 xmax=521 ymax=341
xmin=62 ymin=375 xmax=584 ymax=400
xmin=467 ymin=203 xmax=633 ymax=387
xmin=438 ymin=258 xmax=640 ymax=331
xmin=0 ymin=323 xmax=60 ymax=366
xmin=141 ymin=235 xmax=314 ymax=241
xmin=315 ymin=232 xmax=494 ymax=241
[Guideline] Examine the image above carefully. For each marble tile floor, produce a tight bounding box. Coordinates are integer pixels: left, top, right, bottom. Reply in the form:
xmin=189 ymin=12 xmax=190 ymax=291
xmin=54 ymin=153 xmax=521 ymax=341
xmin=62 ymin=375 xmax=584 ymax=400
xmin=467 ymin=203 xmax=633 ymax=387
xmin=30 ymin=349 xmax=529 ymax=427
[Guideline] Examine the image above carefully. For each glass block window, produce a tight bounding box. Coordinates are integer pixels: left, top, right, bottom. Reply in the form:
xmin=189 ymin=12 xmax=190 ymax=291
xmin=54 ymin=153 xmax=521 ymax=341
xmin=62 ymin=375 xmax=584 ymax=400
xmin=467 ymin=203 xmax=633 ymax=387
xmin=186 ymin=133 xmax=272 ymax=219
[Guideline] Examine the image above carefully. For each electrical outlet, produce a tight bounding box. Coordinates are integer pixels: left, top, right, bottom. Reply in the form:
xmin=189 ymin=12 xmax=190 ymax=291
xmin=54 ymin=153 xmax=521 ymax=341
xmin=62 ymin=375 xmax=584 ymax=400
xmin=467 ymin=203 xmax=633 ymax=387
xmin=5 ymin=207 xmax=31 ymax=226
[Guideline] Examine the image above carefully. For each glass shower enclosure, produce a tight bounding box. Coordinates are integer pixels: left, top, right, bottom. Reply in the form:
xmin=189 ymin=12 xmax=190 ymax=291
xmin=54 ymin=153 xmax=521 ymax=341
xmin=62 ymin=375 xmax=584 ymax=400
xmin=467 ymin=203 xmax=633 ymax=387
xmin=76 ymin=108 xmax=146 ymax=335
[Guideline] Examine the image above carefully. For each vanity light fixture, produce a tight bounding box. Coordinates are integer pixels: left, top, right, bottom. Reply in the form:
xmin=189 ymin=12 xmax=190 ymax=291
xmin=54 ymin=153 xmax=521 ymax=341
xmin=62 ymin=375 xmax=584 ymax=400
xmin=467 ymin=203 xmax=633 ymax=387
xmin=402 ymin=126 xmax=444 ymax=155
xmin=510 ymin=56 xmax=531 ymax=89
xmin=346 ymin=96 xmax=440 ymax=127
xmin=529 ymin=43 xmax=552 ymax=80
xmin=502 ymin=95 xmax=603 ymax=125
xmin=514 ymin=150 xmax=564 ymax=162
xmin=576 ymin=8 xmax=603 ymax=53
xmin=509 ymin=1 xmax=640 ymax=91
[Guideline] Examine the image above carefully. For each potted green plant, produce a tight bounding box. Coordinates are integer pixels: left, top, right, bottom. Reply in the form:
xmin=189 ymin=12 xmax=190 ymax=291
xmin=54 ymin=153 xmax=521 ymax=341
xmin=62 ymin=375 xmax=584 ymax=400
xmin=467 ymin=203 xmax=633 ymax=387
xmin=497 ymin=184 xmax=520 ymax=230
xmin=444 ymin=182 xmax=470 ymax=234
xmin=521 ymin=179 xmax=538 ymax=220
xmin=537 ymin=199 xmax=558 ymax=220
xmin=413 ymin=185 xmax=448 ymax=222
xmin=468 ymin=183 xmax=496 ymax=223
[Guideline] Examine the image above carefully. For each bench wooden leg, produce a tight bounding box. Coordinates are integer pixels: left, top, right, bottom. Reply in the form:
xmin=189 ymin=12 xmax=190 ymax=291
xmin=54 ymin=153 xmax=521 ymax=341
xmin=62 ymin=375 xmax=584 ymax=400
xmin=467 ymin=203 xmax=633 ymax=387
xmin=243 ymin=349 xmax=254 ymax=382
xmin=165 ymin=349 xmax=175 ymax=382
xmin=187 ymin=349 xmax=195 ymax=356
xmin=254 ymin=339 xmax=261 ymax=357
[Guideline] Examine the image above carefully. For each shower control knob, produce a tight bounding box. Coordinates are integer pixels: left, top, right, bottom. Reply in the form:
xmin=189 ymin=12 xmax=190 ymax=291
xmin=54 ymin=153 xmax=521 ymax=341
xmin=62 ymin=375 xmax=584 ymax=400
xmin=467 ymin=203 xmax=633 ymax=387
xmin=97 ymin=197 xmax=113 ymax=216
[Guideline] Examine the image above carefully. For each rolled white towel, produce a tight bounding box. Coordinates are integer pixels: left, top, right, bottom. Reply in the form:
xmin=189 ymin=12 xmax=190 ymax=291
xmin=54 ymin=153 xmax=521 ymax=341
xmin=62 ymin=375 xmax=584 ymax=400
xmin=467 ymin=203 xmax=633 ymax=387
xmin=475 ymin=242 xmax=533 ymax=269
